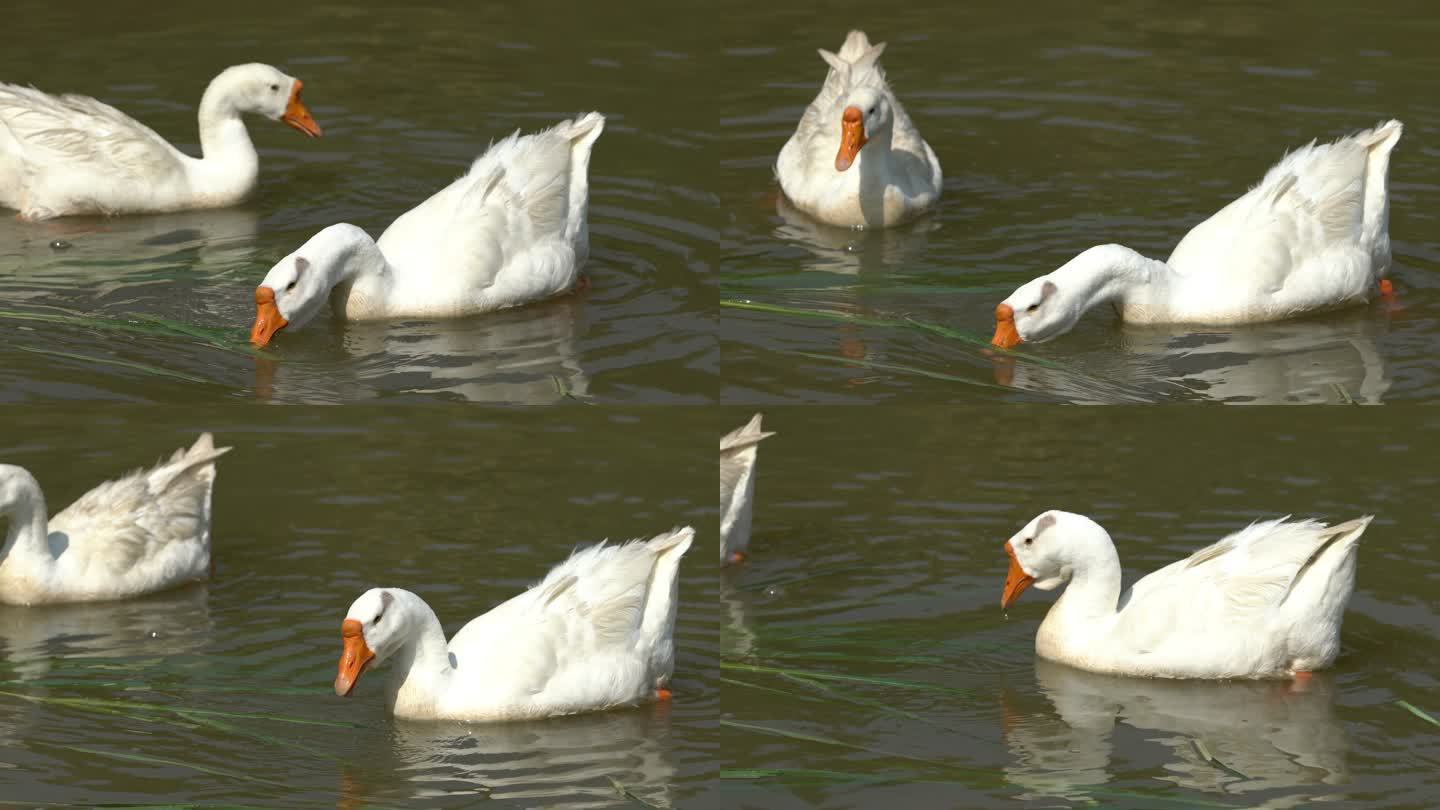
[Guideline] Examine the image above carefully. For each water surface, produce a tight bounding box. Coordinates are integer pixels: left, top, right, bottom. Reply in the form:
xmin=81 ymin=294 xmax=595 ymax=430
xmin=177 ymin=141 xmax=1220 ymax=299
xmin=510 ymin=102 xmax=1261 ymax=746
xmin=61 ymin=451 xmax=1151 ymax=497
xmin=722 ymin=407 xmax=1440 ymax=807
xmin=0 ymin=1 xmax=715 ymax=403
xmin=0 ymin=406 xmax=718 ymax=808
xmin=719 ymin=2 xmax=1440 ymax=402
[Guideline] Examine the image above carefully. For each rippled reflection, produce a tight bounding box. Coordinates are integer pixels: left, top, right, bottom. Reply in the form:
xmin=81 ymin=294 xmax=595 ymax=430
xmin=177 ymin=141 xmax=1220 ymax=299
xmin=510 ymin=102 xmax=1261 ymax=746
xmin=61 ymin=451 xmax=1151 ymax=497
xmin=0 ymin=587 xmax=213 ymax=681
xmin=998 ymin=313 xmax=1392 ymax=404
xmin=1004 ymin=659 xmax=1349 ymax=802
xmin=773 ymin=195 xmax=940 ymax=277
xmin=340 ymin=707 xmax=678 ymax=809
xmin=252 ymin=296 xmax=590 ymax=403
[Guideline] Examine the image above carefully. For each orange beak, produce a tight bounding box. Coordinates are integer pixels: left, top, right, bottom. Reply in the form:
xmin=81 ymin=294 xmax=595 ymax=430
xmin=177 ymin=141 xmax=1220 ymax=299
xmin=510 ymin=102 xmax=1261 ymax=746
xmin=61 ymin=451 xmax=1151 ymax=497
xmin=991 ymin=303 xmax=1022 ymax=349
xmin=250 ymin=286 xmax=288 ymax=347
xmin=835 ymin=106 xmax=867 ymax=172
xmin=1001 ymin=541 xmax=1035 ymax=609
xmin=281 ymin=80 xmax=322 ymax=138
xmin=335 ymin=619 xmax=375 ymax=697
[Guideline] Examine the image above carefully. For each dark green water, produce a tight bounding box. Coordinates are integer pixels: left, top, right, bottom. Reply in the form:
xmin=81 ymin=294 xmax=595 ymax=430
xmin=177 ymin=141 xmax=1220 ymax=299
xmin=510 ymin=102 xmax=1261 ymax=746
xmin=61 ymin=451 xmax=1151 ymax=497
xmin=0 ymin=407 xmax=718 ymax=808
xmin=719 ymin=2 xmax=1440 ymax=403
xmin=721 ymin=407 xmax=1440 ymax=807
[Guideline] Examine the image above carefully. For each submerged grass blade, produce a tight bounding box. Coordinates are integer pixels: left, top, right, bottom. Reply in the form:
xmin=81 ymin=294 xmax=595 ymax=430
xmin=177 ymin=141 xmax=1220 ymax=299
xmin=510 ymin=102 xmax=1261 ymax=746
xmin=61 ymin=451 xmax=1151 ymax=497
xmin=789 ymin=351 xmax=1018 ymax=392
xmin=608 ymin=776 xmax=665 ymax=808
xmin=722 ymin=298 xmax=1063 ymax=365
xmin=2 ymin=308 xmax=256 ymax=354
xmin=177 ymin=710 xmax=350 ymax=764
xmin=778 ymin=673 xmax=935 ymax=728
xmin=720 ymin=676 xmax=828 ymax=703
xmin=42 ymin=743 xmax=294 ymax=788
xmin=721 ymin=662 xmax=968 ymax=695
xmin=14 ymin=346 xmax=210 ymax=384
xmin=1398 ymin=700 xmax=1440 ymax=727
xmin=0 ymin=690 xmax=362 ymax=728
xmin=1190 ymin=738 xmax=1248 ymax=779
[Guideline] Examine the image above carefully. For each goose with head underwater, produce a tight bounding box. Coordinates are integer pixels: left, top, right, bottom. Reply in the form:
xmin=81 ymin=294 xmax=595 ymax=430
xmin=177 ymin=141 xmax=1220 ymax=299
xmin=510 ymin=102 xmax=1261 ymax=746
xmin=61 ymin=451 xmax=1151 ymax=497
xmin=333 ymin=526 xmax=694 ymax=721
xmin=992 ymin=121 xmax=1403 ymax=349
xmin=250 ymin=112 xmax=605 ymax=347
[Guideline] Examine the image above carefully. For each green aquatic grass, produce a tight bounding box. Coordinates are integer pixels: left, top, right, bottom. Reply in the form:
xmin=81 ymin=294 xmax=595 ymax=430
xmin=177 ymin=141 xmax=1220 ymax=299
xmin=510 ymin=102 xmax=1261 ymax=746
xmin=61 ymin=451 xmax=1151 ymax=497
xmin=790 ymin=351 xmax=1020 ymax=393
xmin=15 ymin=346 xmax=211 ymax=384
xmin=721 ymin=298 xmax=1056 ymax=363
xmin=721 ymin=676 xmax=830 ymax=703
xmin=1398 ymin=700 xmax=1440 ymax=727
xmin=0 ymin=690 xmax=363 ymax=728
xmin=42 ymin=743 xmax=295 ymax=789
xmin=725 ymin=270 xmax=1007 ymax=297
xmin=608 ymin=776 xmax=666 ymax=808
xmin=777 ymin=671 xmax=935 ymax=728
xmin=760 ymin=649 xmax=947 ymax=666
xmin=722 ymin=662 xmax=969 ymax=696
xmin=1190 ymin=739 xmax=1247 ymax=779
xmin=723 ymin=297 xmax=1174 ymax=402
xmin=1 ymin=307 xmax=259 ymax=355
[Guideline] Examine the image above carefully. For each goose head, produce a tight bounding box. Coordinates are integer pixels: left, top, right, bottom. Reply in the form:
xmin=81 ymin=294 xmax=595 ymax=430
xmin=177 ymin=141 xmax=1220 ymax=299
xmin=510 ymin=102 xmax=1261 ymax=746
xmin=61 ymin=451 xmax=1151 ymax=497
xmin=250 ymin=224 xmax=370 ymax=346
xmin=1001 ymin=511 xmax=1110 ymax=608
xmin=833 ymin=87 xmax=892 ymax=172
xmin=334 ymin=588 xmax=410 ymax=697
xmin=0 ymin=465 xmax=36 ymax=505
xmin=992 ymin=276 xmax=1066 ymax=349
xmin=214 ymin=63 xmax=322 ymax=138
xmin=992 ymin=245 xmax=1154 ymax=349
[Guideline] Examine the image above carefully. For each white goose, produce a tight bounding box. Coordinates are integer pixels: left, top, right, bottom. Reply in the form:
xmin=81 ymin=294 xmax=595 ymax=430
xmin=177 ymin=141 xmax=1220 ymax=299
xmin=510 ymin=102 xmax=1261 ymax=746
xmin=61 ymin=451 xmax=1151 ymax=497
xmin=0 ymin=434 xmax=230 ymax=606
xmin=992 ymin=121 xmax=1403 ymax=349
xmin=720 ymin=413 xmax=774 ymax=565
xmin=250 ymin=113 xmax=605 ymax=347
xmin=1001 ymin=511 xmax=1370 ymax=679
xmin=333 ymin=526 xmax=693 ymax=722
xmin=0 ymin=64 xmax=321 ymax=221
xmin=776 ymin=30 xmax=942 ymax=229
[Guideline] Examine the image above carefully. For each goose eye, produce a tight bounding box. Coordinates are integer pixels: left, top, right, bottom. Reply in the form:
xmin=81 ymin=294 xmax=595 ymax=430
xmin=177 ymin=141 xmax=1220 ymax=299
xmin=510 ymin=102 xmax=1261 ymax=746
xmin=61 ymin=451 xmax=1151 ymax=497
xmin=286 ymin=280 xmax=297 ymax=292
xmin=867 ymin=105 xmax=876 ymax=115
xmin=1023 ymin=537 xmax=1033 ymax=546
xmin=269 ymin=83 xmax=279 ymax=92
xmin=1026 ymin=303 xmax=1040 ymax=313
xmin=374 ymin=611 xmax=384 ymax=623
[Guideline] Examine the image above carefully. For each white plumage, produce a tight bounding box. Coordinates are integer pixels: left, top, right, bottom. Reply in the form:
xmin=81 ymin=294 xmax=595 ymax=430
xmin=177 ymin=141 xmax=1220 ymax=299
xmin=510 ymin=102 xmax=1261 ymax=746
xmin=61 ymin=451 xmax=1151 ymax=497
xmin=249 ymin=112 xmax=604 ymax=346
xmin=1002 ymin=511 xmax=1370 ymax=679
xmin=776 ymin=30 xmax=942 ymax=228
xmin=720 ymin=413 xmax=773 ymax=564
xmin=993 ymin=121 xmax=1403 ymax=348
xmin=334 ymin=526 xmax=693 ymax=722
xmin=0 ymin=64 xmax=320 ymax=220
xmin=0 ymin=434 xmax=230 ymax=605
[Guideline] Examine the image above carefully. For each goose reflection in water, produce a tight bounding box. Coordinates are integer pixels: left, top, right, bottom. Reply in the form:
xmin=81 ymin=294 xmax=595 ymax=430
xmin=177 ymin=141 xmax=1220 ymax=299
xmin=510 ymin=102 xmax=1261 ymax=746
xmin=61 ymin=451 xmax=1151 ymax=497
xmin=338 ymin=705 xmax=677 ymax=809
xmin=1004 ymin=658 xmax=1349 ymax=805
xmin=252 ymin=296 xmax=590 ymax=404
xmin=0 ymin=207 xmax=262 ymax=276
xmin=0 ymin=586 xmax=213 ymax=682
xmin=994 ymin=310 xmax=1392 ymax=404
xmin=773 ymin=193 xmax=939 ymax=278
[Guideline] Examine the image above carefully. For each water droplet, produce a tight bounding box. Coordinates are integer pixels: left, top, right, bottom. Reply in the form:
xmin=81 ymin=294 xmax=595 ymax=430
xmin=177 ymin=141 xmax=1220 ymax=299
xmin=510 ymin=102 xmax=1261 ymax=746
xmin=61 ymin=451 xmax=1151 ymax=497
xmin=763 ymin=585 xmax=784 ymax=600
xmin=148 ymin=631 xmax=159 ymax=638
xmin=49 ymin=239 xmax=72 ymax=250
